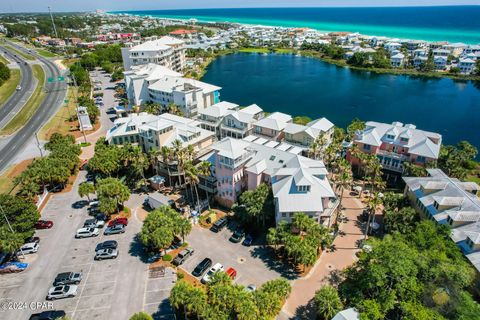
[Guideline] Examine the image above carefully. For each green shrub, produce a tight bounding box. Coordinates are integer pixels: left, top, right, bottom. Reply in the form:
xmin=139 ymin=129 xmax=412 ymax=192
xmin=162 ymin=254 xmax=172 ymax=262
xmin=177 ymin=272 xmax=184 ymax=279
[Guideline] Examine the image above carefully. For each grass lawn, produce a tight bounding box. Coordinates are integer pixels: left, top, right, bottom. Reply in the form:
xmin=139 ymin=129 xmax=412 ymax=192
xmin=4 ymin=45 xmax=35 ymax=61
xmin=0 ymin=64 xmax=45 ymax=135
xmin=0 ymin=159 xmax=33 ymax=194
xmin=37 ymin=48 xmax=58 ymax=58
xmin=39 ymin=86 xmax=78 ymax=140
xmin=238 ymin=47 xmax=270 ymax=54
xmin=0 ymin=69 xmax=20 ymax=107
xmin=0 ymin=53 xmax=8 ymax=64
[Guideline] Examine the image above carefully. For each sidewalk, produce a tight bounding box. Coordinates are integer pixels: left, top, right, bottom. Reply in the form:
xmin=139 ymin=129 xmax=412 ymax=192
xmin=281 ymin=190 xmax=365 ymax=319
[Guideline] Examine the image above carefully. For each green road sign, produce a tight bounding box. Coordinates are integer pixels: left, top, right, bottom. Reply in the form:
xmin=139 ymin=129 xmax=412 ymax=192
xmin=47 ymin=76 xmax=65 ymax=83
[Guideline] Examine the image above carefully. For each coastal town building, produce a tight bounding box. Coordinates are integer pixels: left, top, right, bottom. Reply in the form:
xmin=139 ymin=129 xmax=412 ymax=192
xmin=121 ymin=36 xmax=186 ymax=72
xmin=220 ymin=104 xmax=265 ymax=139
xmin=105 ymin=112 xmax=215 ymax=154
xmin=458 ymin=58 xmax=476 ymax=74
xmin=124 ymin=63 xmax=221 ymax=117
xmin=208 ymin=137 xmax=337 ymax=225
xmin=197 ymin=101 xmax=240 ymax=138
xmin=403 ymin=169 xmax=480 ymax=272
xmin=347 ymin=121 xmax=442 ymax=173
xmin=390 ymin=52 xmax=405 ymax=67
xmin=253 ymin=112 xmax=292 ymax=141
xmin=283 ymin=117 xmax=335 ymax=149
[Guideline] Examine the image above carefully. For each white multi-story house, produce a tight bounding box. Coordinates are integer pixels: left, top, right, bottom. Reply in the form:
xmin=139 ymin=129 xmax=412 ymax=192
xmin=197 ymin=101 xmax=240 ymax=138
xmin=403 ymin=169 xmax=480 ymax=272
xmin=220 ymin=104 xmax=264 ymax=139
xmin=253 ymin=112 xmax=292 ymax=141
xmin=384 ymin=42 xmax=402 ymax=54
xmin=413 ymin=56 xmax=428 ymax=69
xmin=209 ymin=137 xmax=337 ymax=226
xmin=390 ymin=52 xmax=405 ymax=67
xmin=434 ymin=56 xmax=447 ymax=70
xmin=458 ymin=58 xmax=476 ymax=74
xmin=121 ymin=36 xmax=186 ymax=72
xmin=106 ymin=112 xmax=215 ymax=153
xmin=124 ymin=63 xmax=221 ymax=117
xmin=283 ymin=117 xmax=334 ymax=149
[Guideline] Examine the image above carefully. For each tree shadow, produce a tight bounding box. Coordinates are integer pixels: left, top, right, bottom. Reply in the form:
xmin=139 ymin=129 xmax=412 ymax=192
xmin=294 ymin=298 xmax=317 ymax=320
xmin=151 ymin=298 xmax=176 ymax=320
xmin=250 ymin=246 xmax=300 ymax=280
xmin=128 ymin=233 xmax=155 ymax=264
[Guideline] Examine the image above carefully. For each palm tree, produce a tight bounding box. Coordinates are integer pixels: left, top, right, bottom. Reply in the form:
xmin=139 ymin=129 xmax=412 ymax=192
xmin=314 ymin=286 xmax=343 ymax=320
xmin=185 ymin=162 xmax=201 ymax=211
xmin=334 ymin=159 xmax=353 ymax=225
xmin=364 ymin=191 xmax=383 ymax=240
xmin=198 ymin=161 xmax=212 ymax=209
xmin=148 ymin=148 xmax=159 ymax=175
xmin=308 ymin=140 xmax=320 ymax=160
xmin=171 ymin=139 xmax=185 ymax=190
xmin=160 ymin=146 xmax=173 ymax=187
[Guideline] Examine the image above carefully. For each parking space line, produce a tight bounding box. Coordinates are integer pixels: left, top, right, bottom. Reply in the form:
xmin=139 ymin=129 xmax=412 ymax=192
xmin=74 ymin=306 xmax=110 ymax=312
xmin=145 ymin=288 xmax=174 ymax=293
xmin=78 ymin=291 xmax=113 ymax=299
xmin=70 ymin=261 xmax=94 ymax=318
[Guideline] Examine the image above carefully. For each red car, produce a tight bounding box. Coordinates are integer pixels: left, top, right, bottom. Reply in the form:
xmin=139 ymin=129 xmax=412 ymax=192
xmin=34 ymin=220 xmax=53 ymax=229
xmin=108 ymin=218 xmax=128 ymax=227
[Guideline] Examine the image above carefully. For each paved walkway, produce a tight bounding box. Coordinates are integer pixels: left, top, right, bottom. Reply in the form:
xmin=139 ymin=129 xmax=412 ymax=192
xmin=281 ymin=190 xmax=366 ymax=319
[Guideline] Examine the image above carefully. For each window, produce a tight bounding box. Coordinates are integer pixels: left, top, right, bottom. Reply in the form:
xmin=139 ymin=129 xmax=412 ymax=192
xmin=255 ymin=126 xmax=261 ymax=134
xmin=281 ymin=212 xmax=287 ymax=218
xmin=297 ymin=185 xmax=310 ymax=192
xmin=433 ymin=201 xmax=439 ymax=210
xmin=363 ymin=144 xmax=371 ymax=151
xmin=416 ymin=156 xmax=426 ymax=163
xmin=400 ymin=137 xmax=409 ymax=143
xmin=386 ymin=134 xmax=395 ymax=140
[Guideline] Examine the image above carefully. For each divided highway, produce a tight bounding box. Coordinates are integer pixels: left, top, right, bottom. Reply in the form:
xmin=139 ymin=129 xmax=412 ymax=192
xmin=0 ymin=45 xmax=35 ymax=129
xmin=0 ymin=42 xmax=67 ymax=172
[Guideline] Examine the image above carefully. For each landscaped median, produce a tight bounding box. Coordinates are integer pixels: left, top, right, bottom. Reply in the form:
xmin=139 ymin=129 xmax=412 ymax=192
xmin=4 ymin=44 xmax=35 ymax=61
xmin=0 ymin=68 xmax=20 ymax=106
xmin=0 ymin=64 xmax=45 ymax=135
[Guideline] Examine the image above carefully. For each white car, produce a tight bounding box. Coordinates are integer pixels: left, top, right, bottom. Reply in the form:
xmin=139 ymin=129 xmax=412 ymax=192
xmin=16 ymin=85 xmax=21 ymax=91
xmin=94 ymin=248 xmax=118 ymax=260
xmin=75 ymin=227 xmax=99 ymax=238
xmin=46 ymin=285 xmax=78 ymax=300
xmin=201 ymin=263 xmax=224 ymax=284
xmin=18 ymin=242 xmax=39 ymax=254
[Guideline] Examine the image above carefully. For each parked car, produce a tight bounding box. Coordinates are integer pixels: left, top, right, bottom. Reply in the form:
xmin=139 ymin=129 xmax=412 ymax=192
xmin=0 ymin=262 xmax=28 ymax=274
xmin=95 ymin=213 xmax=108 ymax=221
xmin=104 ymin=224 xmax=125 ymax=235
xmin=84 ymin=218 xmax=105 ymax=229
xmin=46 ymin=285 xmax=78 ymax=300
xmin=89 ymin=200 xmax=100 ymax=207
xmin=25 ymin=236 xmax=40 ymax=244
xmin=226 ymin=267 xmax=237 ymax=280
xmin=35 ymin=220 xmax=53 ymax=229
xmin=210 ymin=217 xmax=228 ymax=233
xmin=94 ymin=248 xmax=118 ymax=260
xmin=53 ymin=272 xmax=82 ymax=286
xmin=95 ymin=240 xmax=118 ymax=252
xmin=18 ymin=242 xmax=39 ymax=254
xmin=201 ymin=263 xmax=224 ymax=284
xmin=29 ymin=310 xmax=66 ymax=320
xmin=108 ymin=218 xmax=128 ymax=227
xmin=242 ymin=234 xmax=253 ymax=246
xmin=229 ymin=228 xmax=245 ymax=243
xmin=75 ymin=227 xmax=99 ymax=238
xmin=245 ymin=284 xmax=256 ymax=292
xmin=172 ymin=247 xmax=194 ymax=266
xmin=192 ymin=258 xmax=212 ymax=277
xmin=88 ymin=206 xmax=100 ymax=216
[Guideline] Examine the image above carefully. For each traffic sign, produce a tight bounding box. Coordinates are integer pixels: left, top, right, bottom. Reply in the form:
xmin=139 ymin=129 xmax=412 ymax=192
xmin=47 ymin=76 xmax=65 ymax=83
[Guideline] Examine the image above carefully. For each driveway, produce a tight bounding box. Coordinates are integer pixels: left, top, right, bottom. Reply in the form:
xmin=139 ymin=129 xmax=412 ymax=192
xmin=0 ymin=171 xmax=149 ymax=320
xmin=281 ymin=190 xmax=366 ymax=319
xmin=182 ymin=223 xmax=292 ymax=287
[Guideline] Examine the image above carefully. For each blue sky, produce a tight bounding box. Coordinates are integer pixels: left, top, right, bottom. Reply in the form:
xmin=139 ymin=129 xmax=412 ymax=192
xmin=1 ymin=0 xmax=479 ymax=13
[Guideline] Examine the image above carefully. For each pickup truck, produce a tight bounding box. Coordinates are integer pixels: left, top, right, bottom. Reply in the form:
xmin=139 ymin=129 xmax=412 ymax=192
xmin=172 ymin=247 xmax=194 ymax=266
xmin=53 ymin=272 xmax=83 ymax=286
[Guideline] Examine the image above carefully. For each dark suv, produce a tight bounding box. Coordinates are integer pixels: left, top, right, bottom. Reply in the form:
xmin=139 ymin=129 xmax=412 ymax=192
xmin=192 ymin=258 xmax=212 ymax=277
xmin=210 ymin=217 xmax=228 ymax=233
xmin=53 ymin=272 xmax=82 ymax=286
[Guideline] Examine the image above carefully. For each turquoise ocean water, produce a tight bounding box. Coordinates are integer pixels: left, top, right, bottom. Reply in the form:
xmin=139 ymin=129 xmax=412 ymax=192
xmin=113 ymin=7 xmax=480 ymax=44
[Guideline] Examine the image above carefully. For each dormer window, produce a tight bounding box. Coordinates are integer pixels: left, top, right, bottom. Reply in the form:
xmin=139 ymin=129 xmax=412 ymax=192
xmin=297 ymin=185 xmax=310 ymax=192
xmin=386 ymin=134 xmax=395 ymax=140
xmin=400 ymin=137 xmax=409 ymax=143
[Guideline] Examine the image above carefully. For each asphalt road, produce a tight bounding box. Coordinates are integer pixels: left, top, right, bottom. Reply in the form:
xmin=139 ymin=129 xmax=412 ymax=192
xmin=0 ymin=42 xmax=67 ymax=172
xmin=0 ymin=45 xmax=35 ymax=129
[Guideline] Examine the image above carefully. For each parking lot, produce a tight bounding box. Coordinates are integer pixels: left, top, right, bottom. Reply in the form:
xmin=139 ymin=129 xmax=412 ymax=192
xmin=182 ymin=223 xmax=292 ymax=287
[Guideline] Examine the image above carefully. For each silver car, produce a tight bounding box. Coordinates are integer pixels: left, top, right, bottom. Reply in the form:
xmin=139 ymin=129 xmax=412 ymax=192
xmin=18 ymin=242 xmax=39 ymax=254
xmin=104 ymin=224 xmax=125 ymax=235
xmin=46 ymin=285 xmax=78 ymax=300
xmin=94 ymin=248 xmax=118 ymax=260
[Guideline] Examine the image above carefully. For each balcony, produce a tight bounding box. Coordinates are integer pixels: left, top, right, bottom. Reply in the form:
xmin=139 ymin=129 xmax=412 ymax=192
xmin=377 ymin=149 xmax=409 ymax=161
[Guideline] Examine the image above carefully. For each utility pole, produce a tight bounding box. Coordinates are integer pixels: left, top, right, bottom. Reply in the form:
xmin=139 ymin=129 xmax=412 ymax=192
xmin=48 ymin=6 xmax=58 ymax=38
xmin=0 ymin=204 xmax=25 ymax=259
xmin=70 ymin=70 xmax=88 ymax=144
xmin=34 ymin=132 xmax=44 ymax=157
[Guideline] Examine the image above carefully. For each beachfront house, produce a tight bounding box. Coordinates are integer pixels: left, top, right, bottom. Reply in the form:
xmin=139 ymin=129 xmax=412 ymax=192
xmin=347 ymin=121 xmax=442 ymax=174
xmin=458 ymin=58 xmax=476 ymax=74
xmin=210 ymin=137 xmax=337 ymax=225
xmin=434 ymin=56 xmax=447 ymax=70
xmin=197 ymin=101 xmax=240 ymax=138
xmin=384 ymin=42 xmax=402 ymax=54
xmin=283 ymin=117 xmax=335 ymax=149
xmin=106 ymin=112 xmax=215 ymax=154
xmin=220 ymin=104 xmax=264 ymax=139
xmin=390 ymin=52 xmax=405 ymax=67
xmin=253 ymin=112 xmax=293 ymax=141
xmin=403 ymin=169 xmax=480 ymax=273
xmin=121 ymin=36 xmax=186 ymax=72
